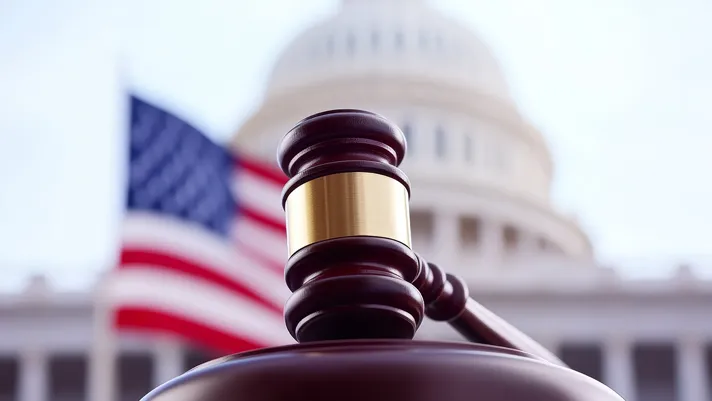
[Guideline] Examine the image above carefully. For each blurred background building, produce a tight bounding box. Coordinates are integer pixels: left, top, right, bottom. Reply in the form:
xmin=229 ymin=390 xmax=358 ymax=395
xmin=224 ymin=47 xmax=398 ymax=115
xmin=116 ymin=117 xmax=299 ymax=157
xmin=1 ymin=1 xmax=711 ymax=401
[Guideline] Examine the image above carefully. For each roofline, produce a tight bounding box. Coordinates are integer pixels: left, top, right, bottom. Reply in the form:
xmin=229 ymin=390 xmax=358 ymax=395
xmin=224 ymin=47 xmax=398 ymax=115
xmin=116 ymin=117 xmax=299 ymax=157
xmin=232 ymin=75 xmax=555 ymax=179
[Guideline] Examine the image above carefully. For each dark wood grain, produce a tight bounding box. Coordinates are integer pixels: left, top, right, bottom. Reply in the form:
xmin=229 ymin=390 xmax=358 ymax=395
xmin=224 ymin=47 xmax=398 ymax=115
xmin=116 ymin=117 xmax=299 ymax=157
xmin=278 ymin=109 xmax=411 ymax=206
xmin=278 ymin=110 xmax=427 ymax=343
xmin=142 ymin=109 xmax=624 ymax=401
xmin=413 ymin=257 xmax=565 ymax=366
xmin=143 ymin=340 xmax=622 ymax=401
xmin=284 ymin=237 xmax=424 ymax=342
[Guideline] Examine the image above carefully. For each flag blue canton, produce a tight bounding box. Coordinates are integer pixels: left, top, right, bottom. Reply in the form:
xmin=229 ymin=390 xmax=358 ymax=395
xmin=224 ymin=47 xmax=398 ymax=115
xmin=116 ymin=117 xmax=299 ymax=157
xmin=127 ymin=96 xmax=236 ymax=236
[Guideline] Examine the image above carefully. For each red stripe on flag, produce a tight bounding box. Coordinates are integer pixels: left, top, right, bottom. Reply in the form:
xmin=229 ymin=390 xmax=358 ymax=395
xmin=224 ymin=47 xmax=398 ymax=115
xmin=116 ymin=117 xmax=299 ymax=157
xmin=114 ymin=307 xmax=269 ymax=355
xmin=237 ymin=155 xmax=288 ymax=187
xmin=234 ymin=241 xmax=285 ymax=276
xmin=239 ymin=206 xmax=286 ymax=234
xmin=119 ymin=249 xmax=283 ymax=314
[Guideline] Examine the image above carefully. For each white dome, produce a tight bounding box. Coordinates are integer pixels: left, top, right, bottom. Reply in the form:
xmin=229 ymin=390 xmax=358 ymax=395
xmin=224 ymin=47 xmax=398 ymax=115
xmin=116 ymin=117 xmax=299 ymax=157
xmin=267 ymin=0 xmax=513 ymax=102
xmin=234 ymin=0 xmax=593 ymax=273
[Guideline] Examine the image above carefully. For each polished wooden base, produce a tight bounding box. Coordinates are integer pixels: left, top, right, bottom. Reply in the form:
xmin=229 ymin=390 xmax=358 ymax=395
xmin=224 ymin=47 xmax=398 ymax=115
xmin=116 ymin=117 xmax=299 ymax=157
xmin=142 ymin=340 xmax=623 ymax=401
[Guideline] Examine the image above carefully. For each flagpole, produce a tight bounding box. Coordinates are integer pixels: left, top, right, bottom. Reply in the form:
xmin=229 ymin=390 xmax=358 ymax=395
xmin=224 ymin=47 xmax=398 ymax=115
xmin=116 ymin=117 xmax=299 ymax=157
xmin=89 ymin=271 xmax=117 ymax=401
xmin=88 ymin=8 xmax=131 ymax=397
xmin=86 ymin=0 xmax=133 ymax=395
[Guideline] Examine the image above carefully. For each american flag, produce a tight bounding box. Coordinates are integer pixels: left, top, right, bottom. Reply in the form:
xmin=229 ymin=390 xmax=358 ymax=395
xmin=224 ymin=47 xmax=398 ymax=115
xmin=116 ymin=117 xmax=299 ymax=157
xmin=103 ymin=96 xmax=293 ymax=354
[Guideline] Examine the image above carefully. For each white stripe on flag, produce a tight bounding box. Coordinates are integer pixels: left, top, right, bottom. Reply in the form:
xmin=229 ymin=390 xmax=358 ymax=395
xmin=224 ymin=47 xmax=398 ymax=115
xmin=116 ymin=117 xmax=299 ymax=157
xmin=122 ymin=212 xmax=290 ymax=307
xmin=105 ymin=269 xmax=294 ymax=346
xmin=232 ymin=216 xmax=287 ymax=266
xmin=233 ymin=169 xmax=285 ymax=223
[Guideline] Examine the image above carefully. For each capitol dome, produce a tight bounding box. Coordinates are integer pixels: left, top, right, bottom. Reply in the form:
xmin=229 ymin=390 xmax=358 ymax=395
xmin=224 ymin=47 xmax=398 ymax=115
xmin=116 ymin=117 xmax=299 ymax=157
xmin=233 ymin=0 xmax=593 ymax=275
xmin=266 ymin=0 xmax=512 ymax=103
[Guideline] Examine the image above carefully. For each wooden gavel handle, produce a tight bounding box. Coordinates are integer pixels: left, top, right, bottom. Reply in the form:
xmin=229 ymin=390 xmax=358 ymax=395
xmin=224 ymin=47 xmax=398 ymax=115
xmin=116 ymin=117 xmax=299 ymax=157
xmin=413 ymin=257 xmax=565 ymax=367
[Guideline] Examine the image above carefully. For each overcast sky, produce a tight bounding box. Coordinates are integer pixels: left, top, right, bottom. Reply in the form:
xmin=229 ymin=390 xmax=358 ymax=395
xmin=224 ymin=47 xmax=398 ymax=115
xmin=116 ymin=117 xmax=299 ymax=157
xmin=1 ymin=0 xmax=711 ymax=288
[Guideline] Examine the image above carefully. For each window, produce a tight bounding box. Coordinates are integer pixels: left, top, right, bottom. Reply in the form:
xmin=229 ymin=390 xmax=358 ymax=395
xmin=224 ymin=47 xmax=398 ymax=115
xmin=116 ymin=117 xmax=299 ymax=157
xmin=419 ymin=32 xmax=428 ymax=49
xmin=50 ymin=354 xmax=87 ymax=401
xmin=537 ymin=237 xmax=548 ymax=250
xmin=119 ymin=353 xmax=153 ymax=401
xmin=464 ymin=134 xmax=474 ymax=162
xmin=309 ymin=43 xmax=320 ymax=58
xmin=634 ymin=343 xmax=677 ymax=401
xmin=402 ymin=123 xmax=412 ymax=153
xmin=495 ymin=148 xmax=506 ymax=169
xmin=410 ymin=210 xmax=434 ymax=247
xmin=0 ymin=356 xmax=17 ymax=401
xmin=326 ymin=35 xmax=334 ymax=56
xmin=183 ymin=348 xmax=219 ymax=372
xmin=503 ymin=225 xmax=518 ymax=250
xmin=434 ymin=34 xmax=444 ymax=51
xmin=460 ymin=217 xmax=480 ymax=245
xmin=492 ymin=142 xmax=508 ymax=171
xmin=558 ymin=344 xmax=603 ymax=382
xmin=394 ymin=31 xmax=404 ymax=50
xmin=346 ymin=32 xmax=356 ymax=55
xmin=435 ymin=127 xmax=446 ymax=159
xmin=371 ymin=30 xmax=379 ymax=50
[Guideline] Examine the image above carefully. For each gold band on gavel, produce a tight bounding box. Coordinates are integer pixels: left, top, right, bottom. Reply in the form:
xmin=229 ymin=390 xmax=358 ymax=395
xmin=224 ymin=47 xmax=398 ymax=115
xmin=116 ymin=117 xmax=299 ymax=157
xmin=284 ymin=172 xmax=412 ymax=256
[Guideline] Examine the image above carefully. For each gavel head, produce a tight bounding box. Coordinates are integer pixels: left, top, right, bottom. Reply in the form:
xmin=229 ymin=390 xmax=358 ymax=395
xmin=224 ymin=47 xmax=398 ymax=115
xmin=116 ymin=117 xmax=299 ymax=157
xmin=277 ymin=109 xmax=425 ymax=343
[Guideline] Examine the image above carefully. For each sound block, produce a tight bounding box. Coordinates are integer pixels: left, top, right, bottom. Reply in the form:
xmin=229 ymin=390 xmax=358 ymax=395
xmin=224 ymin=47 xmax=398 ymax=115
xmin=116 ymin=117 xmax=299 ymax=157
xmin=142 ymin=340 xmax=622 ymax=401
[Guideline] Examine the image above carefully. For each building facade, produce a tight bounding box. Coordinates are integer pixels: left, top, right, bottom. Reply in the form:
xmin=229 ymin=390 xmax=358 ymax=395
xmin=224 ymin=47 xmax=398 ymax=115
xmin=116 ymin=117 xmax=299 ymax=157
xmin=1 ymin=1 xmax=711 ymax=401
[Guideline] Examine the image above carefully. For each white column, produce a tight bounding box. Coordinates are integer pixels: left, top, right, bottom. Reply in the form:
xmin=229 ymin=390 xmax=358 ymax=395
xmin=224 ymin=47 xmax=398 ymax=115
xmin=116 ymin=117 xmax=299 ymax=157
xmin=604 ymin=338 xmax=636 ymax=401
xmin=677 ymin=336 xmax=709 ymax=401
xmin=89 ymin=278 xmax=117 ymax=401
xmin=479 ymin=218 xmax=502 ymax=269
xmin=153 ymin=337 xmax=184 ymax=387
xmin=19 ymin=349 xmax=47 ymax=401
xmin=432 ymin=211 xmax=459 ymax=268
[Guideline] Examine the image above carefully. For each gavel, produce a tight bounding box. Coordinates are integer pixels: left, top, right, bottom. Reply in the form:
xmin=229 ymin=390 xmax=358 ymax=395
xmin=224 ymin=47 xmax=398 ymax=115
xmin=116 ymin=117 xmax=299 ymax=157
xmin=142 ymin=110 xmax=624 ymax=401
